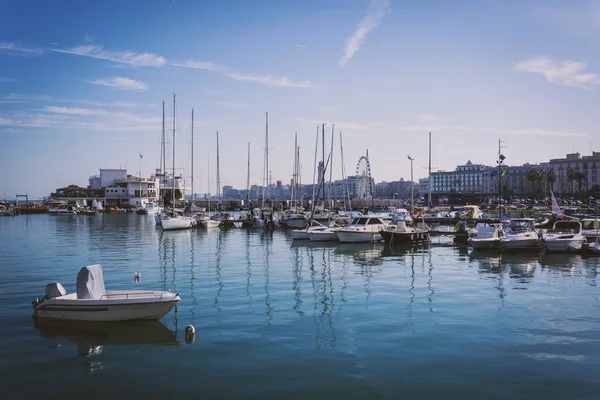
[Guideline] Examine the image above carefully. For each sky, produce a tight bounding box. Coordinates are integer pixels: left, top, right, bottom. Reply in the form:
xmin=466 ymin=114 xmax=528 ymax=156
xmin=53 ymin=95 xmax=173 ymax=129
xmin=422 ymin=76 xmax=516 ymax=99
xmin=1 ymin=0 xmax=599 ymax=199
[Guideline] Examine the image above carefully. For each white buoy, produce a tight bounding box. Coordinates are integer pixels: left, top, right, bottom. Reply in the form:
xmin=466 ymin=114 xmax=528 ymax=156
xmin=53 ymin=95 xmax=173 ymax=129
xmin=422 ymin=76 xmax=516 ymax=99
xmin=134 ymin=272 xmax=141 ymax=281
xmin=185 ymin=325 xmax=196 ymax=344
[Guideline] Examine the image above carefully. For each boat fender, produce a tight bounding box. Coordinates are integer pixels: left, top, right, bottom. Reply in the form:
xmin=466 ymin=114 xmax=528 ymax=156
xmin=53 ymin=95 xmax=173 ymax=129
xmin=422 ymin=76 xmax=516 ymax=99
xmin=32 ymin=298 xmax=41 ymax=309
xmin=185 ymin=325 xmax=196 ymax=344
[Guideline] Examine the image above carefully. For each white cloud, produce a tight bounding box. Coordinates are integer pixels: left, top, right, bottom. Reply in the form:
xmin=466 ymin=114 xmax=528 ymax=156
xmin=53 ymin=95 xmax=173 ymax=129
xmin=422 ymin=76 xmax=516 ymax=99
xmin=51 ymin=45 xmax=166 ymax=67
xmin=171 ymin=59 xmax=228 ymax=72
xmin=0 ymin=77 xmax=15 ymax=82
xmin=217 ymin=102 xmax=256 ymax=108
xmin=4 ymin=93 xmax=149 ymax=108
xmin=339 ymin=0 xmax=391 ymax=66
xmin=225 ymin=72 xmax=316 ymax=88
xmin=90 ymin=76 xmax=147 ymax=91
xmin=295 ymin=44 xmax=308 ymax=49
xmin=0 ymin=42 xmax=42 ymax=55
xmin=514 ymin=55 xmax=600 ymax=89
xmin=45 ymin=106 xmax=107 ymax=116
xmin=293 ymin=117 xmax=380 ymax=131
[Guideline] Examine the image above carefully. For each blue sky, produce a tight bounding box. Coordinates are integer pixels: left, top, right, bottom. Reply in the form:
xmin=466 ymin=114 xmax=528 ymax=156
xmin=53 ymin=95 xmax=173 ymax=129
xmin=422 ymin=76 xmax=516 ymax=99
xmin=1 ymin=0 xmax=599 ymax=198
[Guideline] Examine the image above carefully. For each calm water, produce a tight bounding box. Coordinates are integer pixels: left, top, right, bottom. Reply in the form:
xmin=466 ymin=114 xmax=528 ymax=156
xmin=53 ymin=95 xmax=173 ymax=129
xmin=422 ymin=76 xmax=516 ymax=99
xmin=1 ymin=214 xmax=599 ymax=399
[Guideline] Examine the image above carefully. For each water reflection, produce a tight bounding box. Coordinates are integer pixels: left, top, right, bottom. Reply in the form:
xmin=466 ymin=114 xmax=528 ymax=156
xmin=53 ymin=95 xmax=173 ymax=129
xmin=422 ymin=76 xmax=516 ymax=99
xmin=34 ymin=318 xmax=178 ymax=372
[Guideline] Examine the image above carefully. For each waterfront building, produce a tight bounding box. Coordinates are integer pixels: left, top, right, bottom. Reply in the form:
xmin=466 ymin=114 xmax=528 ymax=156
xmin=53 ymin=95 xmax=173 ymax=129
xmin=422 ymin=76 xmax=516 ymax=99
xmin=549 ymin=152 xmax=600 ymax=196
xmin=431 ymin=160 xmax=487 ymax=195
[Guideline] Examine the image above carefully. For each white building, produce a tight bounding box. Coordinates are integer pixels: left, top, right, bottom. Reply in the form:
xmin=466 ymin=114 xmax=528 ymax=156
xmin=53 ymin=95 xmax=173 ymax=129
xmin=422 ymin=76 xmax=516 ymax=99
xmin=549 ymin=152 xmax=600 ymax=195
xmin=431 ymin=160 xmax=487 ymax=194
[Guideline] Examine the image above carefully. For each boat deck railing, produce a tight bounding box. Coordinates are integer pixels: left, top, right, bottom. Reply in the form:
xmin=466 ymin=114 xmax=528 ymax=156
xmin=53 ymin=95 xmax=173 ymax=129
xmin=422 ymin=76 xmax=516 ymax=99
xmin=99 ymin=291 xmax=175 ymax=300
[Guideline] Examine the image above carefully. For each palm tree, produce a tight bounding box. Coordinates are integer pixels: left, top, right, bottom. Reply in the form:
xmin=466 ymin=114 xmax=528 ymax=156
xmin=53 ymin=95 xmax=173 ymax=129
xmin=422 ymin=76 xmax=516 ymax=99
xmin=546 ymin=169 xmax=556 ymax=189
xmin=526 ymin=168 xmax=543 ymax=198
xmin=575 ymin=171 xmax=586 ymax=194
xmin=566 ymin=168 xmax=577 ymax=194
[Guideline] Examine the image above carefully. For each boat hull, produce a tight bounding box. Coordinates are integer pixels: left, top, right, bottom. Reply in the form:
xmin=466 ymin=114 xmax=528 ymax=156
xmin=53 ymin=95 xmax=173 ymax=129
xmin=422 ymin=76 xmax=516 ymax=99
xmin=161 ymin=217 xmax=194 ymax=230
xmin=291 ymin=229 xmax=309 ymax=240
xmin=308 ymin=229 xmax=339 ymax=242
xmin=35 ymin=294 xmax=180 ymax=322
xmin=337 ymin=230 xmax=383 ymax=243
xmin=468 ymin=238 xmax=502 ymax=250
xmin=542 ymin=238 xmax=586 ymax=252
xmin=285 ymin=217 xmax=309 ymax=229
xmin=201 ymin=220 xmax=221 ymax=229
xmin=501 ymin=237 xmax=541 ymax=250
xmin=381 ymin=230 xmax=430 ymax=246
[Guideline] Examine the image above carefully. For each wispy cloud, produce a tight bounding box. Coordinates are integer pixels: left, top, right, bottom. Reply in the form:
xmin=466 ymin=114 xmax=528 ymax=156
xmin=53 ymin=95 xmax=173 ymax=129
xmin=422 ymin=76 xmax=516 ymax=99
xmin=295 ymin=44 xmax=308 ymax=49
xmin=293 ymin=117 xmax=382 ymax=131
xmin=339 ymin=0 xmax=391 ymax=66
xmin=217 ymin=102 xmax=257 ymax=108
xmin=170 ymin=59 xmax=228 ymax=72
xmin=51 ymin=45 xmax=166 ymax=67
xmin=3 ymin=93 xmax=150 ymax=108
xmin=0 ymin=42 xmax=42 ymax=55
xmin=514 ymin=55 xmax=600 ymax=89
xmin=90 ymin=76 xmax=147 ymax=91
xmin=173 ymin=59 xmax=317 ymax=89
xmin=0 ymin=77 xmax=15 ymax=82
xmin=45 ymin=106 xmax=107 ymax=116
xmin=225 ymin=72 xmax=316 ymax=88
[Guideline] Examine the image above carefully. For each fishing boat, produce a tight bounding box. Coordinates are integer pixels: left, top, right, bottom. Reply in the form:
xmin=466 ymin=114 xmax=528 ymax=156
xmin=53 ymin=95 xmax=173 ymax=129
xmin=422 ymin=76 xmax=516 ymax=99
xmin=32 ymin=264 xmax=180 ymax=322
xmin=380 ymin=209 xmax=430 ymax=246
xmin=468 ymin=223 xmax=504 ymax=250
xmin=541 ymin=220 xmax=586 ymax=252
xmin=500 ymin=218 xmax=541 ymax=250
xmin=336 ymin=215 xmax=389 ymax=243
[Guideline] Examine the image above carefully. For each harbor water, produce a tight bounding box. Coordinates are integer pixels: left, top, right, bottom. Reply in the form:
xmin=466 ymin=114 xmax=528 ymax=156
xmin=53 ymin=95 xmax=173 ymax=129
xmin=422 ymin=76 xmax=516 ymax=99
xmin=1 ymin=214 xmax=599 ymax=399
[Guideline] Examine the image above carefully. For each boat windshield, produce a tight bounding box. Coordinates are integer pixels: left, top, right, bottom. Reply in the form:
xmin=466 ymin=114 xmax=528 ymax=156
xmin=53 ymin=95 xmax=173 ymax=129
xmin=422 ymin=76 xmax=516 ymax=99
xmin=582 ymin=220 xmax=600 ymax=230
xmin=509 ymin=221 xmax=533 ymax=232
xmin=351 ymin=217 xmax=369 ymax=225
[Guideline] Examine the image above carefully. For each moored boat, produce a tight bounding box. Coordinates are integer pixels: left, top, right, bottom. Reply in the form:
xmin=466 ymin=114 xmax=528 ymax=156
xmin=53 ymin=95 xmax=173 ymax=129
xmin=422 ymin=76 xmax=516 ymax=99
xmin=541 ymin=220 xmax=586 ymax=252
xmin=32 ymin=264 xmax=180 ymax=322
xmin=468 ymin=223 xmax=504 ymax=250
xmin=500 ymin=218 xmax=541 ymax=250
xmin=336 ymin=215 xmax=388 ymax=243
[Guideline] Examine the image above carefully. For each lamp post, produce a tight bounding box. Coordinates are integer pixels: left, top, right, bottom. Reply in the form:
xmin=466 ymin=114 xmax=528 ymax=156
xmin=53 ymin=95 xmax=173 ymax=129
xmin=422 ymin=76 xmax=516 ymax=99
xmin=407 ymin=155 xmax=415 ymax=214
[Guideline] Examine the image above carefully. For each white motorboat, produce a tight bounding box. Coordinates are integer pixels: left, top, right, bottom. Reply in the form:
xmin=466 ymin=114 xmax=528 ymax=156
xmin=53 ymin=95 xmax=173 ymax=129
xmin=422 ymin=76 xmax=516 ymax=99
xmin=308 ymin=226 xmax=340 ymax=241
xmin=161 ymin=215 xmax=195 ymax=230
xmin=142 ymin=202 xmax=162 ymax=215
xmin=588 ymin=237 xmax=600 ymax=253
xmin=542 ymin=220 xmax=586 ymax=252
xmin=201 ymin=219 xmax=221 ymax=229
xmin=48 ymin=204 xmax=78 ymax=215
xmin=0 ymin=205 xmax=14 ymax=216
xmin=291 ymin=220 xmax=327 ymax=240
xmin=284 ymin=213 xmax=309 ymax=229
xmin=500 ymin=218 xmax=541 ymax=250
xmin=468 ymin=223 xmax=504 ymax=250
xmin=336 ymin=215 xmax=388 ymax=243
xmin=581 ymin=218 xmax=600 ymax=243
xmin=32 ymin=264 xmax=180 ymax=322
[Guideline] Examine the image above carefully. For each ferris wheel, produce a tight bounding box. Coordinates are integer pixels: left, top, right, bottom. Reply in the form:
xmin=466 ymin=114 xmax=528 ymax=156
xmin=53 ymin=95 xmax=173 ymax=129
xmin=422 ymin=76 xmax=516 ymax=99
xmin=355 ymin=153 xmax=373 ymax=199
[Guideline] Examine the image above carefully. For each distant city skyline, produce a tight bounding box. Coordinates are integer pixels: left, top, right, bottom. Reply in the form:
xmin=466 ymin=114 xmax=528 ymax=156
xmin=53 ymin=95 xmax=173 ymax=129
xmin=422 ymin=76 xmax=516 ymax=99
xmin=2 ymin=0 xmax=599 ymax=199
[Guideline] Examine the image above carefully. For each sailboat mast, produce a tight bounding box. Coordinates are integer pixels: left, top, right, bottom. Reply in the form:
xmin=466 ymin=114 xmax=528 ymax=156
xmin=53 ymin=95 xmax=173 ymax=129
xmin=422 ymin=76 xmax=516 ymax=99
xmin=191 ymin=109 xmax=194 ymax=201
xmin=160 ymin=101 xmax=165 ymax=203
xmin=246 ymin=142 xmax=250 ymax=205
xmin=321 ymin=123 xmax=326 ymax=207
xmin=216 ymin=131 xmax=220 ymax=202
xmin=428 ymin=131 xmax=432 ymax=209
xmin=172 ymin=94 xmax=176 ymax=210
xmin=329 ymin=124 xmax=335 ymax=209
xmin=262 ymin=112 xmax=269 ymax=208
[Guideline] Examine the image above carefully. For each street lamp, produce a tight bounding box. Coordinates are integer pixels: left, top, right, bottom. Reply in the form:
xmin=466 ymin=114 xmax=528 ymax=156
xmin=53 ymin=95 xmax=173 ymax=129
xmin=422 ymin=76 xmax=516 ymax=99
xmin=407 ymin=155 xmax=415 ymax=214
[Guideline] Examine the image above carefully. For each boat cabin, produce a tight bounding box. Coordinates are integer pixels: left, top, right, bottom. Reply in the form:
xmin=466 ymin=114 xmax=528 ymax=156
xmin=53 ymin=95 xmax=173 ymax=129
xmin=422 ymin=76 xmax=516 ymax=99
xmin=350 ymin=216 xmax=386 ymax=226
xmin=549 ymin=221 xmax=582 ymax=234
xmin=507 ymin=218 xmax=536 ymax=232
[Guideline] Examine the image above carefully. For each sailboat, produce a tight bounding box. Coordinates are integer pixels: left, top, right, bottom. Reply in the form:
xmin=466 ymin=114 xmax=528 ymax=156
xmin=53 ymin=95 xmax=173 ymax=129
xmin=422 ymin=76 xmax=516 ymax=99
xmin=161 ymin=95 xmax=195 ymax=231
xmin=199 ymin=150 xmax=221 ymax=229
xmin=284 ymin=133 xmax=309 ymax=229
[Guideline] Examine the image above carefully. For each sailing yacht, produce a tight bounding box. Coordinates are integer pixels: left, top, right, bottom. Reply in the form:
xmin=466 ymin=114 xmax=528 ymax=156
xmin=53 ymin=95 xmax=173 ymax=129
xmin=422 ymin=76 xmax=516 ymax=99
xmin=161 ymin=95 xmax=195 ymax=231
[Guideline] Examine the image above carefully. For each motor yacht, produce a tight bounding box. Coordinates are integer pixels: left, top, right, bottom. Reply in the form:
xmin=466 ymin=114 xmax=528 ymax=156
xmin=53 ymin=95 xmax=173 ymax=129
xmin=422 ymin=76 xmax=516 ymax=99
xmin=581 ymin=218 xmax=600 ymax=243
xmin=500 ymin=218 xmax=541 ymax=250
xmin=336 ymin=215 xmax=389 ymax=243
xmin=32 ymin=264 xmax=180 ymax=322
xmin=468 ymin=223 xmax=504 ymax=250
xmin=541 ymin=220 xmax=586 ymax=252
